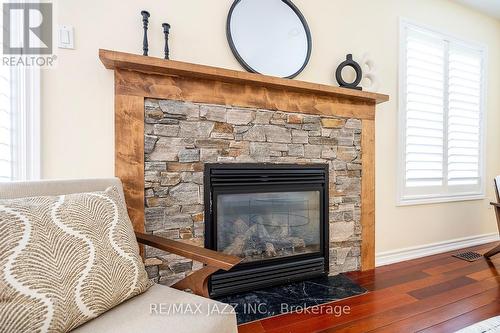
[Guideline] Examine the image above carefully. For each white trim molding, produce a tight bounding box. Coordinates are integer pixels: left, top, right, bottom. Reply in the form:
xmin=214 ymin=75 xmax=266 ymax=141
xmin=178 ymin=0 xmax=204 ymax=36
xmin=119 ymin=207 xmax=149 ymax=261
xmin=376 ymin=233 xmax=500 ymax=267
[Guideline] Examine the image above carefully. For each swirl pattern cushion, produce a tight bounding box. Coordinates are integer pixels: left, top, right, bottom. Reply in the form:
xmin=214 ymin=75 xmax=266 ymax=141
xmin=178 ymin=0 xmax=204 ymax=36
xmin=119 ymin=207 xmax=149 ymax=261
xmin=0 ymin=186 xmax=152 ymax=332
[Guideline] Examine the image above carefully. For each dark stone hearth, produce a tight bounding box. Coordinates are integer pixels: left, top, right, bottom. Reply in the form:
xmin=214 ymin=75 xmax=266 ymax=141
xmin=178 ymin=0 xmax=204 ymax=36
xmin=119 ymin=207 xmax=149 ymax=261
xmin=215 ymin=274 xmax=366 ymax=324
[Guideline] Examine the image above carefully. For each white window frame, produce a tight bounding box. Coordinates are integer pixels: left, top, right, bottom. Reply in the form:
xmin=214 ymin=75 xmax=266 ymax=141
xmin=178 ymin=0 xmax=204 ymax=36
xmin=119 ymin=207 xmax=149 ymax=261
xmin=1 ymin=1 xmax=41 ymax=181
xmin=397 ymin=18 xmax=487 ymax=206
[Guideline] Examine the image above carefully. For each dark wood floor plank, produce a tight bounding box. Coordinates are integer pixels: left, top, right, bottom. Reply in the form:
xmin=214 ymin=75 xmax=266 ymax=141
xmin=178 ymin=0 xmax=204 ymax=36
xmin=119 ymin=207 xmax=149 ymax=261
xmin=467 ymin=261 xmax=500 ymax=281
xmin=423 ymin=258 xmax=475 ymax=275
xmin=362 ymin=271 xmax=430 ymax=290
xmin=408 ymin=276 xmax=476 ymax=300
xmin=369 ymin=288 xmax=500 ymax=332
xmin=237 ymin=242 xmax=500 ymax=333
xmin=443 ymin=257 xmax=500 ymax=278
xmin=254 ymin=288 xmax=399 ymax=331
xmin=261 ymin=290 xmax=404 ymax=330
xmin=319 ymin=276 xmax=500 ymax=333
xmin=238 ymin=321 xmax=266 ymax=333
xmin=348 ymin=256 xmax=458 ymax=285
xmin=263 ymin=294 xmax=417 ymax=333
xmin=346 ymin=243 xmax=496 ymax=283
xmin=418 ymin=300 xmax=500 ymax=333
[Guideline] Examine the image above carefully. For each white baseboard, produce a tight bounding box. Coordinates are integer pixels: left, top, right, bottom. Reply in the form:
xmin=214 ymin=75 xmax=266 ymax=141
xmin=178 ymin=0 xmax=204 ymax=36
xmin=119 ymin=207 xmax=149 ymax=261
xmin=375 ymin=233 xmax=500 ymax=267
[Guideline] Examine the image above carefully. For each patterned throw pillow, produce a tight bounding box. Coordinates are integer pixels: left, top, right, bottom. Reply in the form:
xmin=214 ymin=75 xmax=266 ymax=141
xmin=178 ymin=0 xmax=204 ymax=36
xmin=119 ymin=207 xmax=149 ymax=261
xmin=0 ymin=187 xmax=152 ymax=332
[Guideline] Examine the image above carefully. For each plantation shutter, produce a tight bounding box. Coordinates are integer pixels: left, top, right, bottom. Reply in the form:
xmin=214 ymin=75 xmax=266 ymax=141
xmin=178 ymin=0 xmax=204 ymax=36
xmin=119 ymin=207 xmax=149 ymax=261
xmin=0 ymin=5 xmax=40 ymax=181
xmin=447 ymin=45 xmax=482 ymax=186
xmin=0 ymin=3 xmax=12 ymax=181
xmin=404 ymin=28 xmax=446 ymax=189
xmin=0 ymin=63 xmax=12 ymax=181
xmin=400 ymin=21 xmax=485 ymax=204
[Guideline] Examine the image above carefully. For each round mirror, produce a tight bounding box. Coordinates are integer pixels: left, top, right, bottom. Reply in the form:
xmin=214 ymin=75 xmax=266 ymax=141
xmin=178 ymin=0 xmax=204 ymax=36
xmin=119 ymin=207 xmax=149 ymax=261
xmin=227 ymin=0 xmax=312 ymax=79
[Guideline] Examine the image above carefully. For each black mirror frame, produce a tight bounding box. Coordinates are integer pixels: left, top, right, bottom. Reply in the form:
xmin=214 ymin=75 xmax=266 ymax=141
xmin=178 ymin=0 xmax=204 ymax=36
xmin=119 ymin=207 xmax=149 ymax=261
xmin=226 ymin=0 xmax=312 ymax=79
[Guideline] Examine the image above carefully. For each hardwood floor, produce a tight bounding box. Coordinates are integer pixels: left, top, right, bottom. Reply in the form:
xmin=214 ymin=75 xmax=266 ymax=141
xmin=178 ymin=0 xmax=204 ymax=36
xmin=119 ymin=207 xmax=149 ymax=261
xmin=237 ymin=242 xmax=500 ymax=333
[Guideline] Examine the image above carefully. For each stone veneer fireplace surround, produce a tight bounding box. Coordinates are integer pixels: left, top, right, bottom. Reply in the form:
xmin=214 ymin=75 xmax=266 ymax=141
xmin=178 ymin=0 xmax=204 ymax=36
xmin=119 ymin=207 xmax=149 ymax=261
xmin=143 ymin=97 xmax=362 ymax=288
xmin=99 ymin=49 xmax=388 ymax=290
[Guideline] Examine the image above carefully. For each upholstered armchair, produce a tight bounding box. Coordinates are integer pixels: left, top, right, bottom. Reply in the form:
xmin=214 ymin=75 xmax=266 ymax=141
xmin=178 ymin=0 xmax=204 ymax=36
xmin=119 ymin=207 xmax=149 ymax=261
xmin=0 ymin=178 xmax=240 ymax=333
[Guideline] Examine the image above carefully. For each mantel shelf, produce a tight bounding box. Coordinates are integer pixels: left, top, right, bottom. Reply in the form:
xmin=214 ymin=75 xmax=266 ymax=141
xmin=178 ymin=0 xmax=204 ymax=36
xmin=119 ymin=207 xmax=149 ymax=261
xmin=99 ymin=49 xmax=389 ymax=105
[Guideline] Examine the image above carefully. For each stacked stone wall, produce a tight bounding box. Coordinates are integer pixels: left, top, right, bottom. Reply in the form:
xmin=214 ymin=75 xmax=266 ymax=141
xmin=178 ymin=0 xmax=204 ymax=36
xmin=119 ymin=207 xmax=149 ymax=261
xmin=142 ymin=98 xmax=362 ymax=284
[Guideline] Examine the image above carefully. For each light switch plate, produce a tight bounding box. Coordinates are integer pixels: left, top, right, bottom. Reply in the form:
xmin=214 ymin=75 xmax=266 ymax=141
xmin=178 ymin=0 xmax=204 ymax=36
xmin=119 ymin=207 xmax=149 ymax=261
xmin=58 ymin=25 xmax=74 ymax=49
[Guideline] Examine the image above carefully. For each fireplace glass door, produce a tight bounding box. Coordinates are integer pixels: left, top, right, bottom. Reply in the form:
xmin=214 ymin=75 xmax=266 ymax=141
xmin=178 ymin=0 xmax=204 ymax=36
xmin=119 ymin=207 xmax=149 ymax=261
xmin=216 ymin=191 xmax=321 ymax=263
xmin=205 ymin=163 xmax=328 ymax=296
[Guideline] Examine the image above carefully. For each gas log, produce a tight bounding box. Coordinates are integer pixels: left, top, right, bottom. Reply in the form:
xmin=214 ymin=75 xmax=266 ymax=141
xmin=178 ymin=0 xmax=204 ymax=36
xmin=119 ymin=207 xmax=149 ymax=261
xmin=222 ymin=216 xmax=307 ymax=260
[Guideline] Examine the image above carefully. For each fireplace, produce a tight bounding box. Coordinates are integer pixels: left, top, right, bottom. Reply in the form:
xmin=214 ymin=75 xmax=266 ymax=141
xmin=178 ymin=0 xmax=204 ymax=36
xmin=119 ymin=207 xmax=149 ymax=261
xmin=205 ymin=163 xmax=329 ymax=297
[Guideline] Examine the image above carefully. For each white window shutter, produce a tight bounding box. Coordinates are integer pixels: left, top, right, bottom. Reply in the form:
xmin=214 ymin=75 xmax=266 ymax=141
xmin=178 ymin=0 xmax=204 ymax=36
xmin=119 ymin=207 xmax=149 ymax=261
xmin=404 ymin=28 xmax=446 ymax=189
xmin=0 ymin=64 xmax=12 ymax=181
xmin=447 ymin=45 xmax=482 ymax=186
xmin=399 ymin=20 xmax=485 ymax=204
xmin=0 ymin=4 xmax=40 ymax=182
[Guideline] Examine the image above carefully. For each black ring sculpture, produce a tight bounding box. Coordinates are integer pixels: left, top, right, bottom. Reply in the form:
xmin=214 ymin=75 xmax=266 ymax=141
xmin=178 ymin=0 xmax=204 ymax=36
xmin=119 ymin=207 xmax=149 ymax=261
xmin=335 ymin=54 xmax=363 ymax=90
xmin=226 ymin=0 xmax=312 ymax=79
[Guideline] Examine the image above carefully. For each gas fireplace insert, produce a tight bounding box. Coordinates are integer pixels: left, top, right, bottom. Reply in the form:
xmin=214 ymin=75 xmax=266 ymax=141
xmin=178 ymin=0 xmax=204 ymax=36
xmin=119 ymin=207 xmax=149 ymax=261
xmin=204 ymin=163 xmax=329 ymax=297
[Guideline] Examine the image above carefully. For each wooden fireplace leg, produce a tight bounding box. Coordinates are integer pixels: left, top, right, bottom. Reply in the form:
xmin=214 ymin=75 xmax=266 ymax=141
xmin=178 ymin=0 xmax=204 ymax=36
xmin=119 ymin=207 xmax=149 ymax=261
xmin=484 ymin=243 xmax=500 ymax=259
xmin=172 ymin=266 xmax=220 ymax=297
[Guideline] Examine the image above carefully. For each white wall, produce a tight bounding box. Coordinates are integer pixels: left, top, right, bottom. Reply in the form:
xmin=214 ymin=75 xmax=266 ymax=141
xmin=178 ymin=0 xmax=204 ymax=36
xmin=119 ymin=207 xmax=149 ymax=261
xmin=42 ymin=0 xmax=500 ymax=254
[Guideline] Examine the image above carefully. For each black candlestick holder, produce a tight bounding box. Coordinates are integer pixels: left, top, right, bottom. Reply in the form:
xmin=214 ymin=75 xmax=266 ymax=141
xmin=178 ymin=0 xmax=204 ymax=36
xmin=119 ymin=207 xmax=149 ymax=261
xmin=162 ymin=23 xmax=171 ymax=60
xmin=141 ymin=10 xmax=150 ymax=56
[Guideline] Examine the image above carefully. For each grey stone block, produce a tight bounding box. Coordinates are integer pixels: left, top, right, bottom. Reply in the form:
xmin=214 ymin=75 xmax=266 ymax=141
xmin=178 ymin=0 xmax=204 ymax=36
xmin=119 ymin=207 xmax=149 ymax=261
xmin=291 ymin=130 xmax=309 ymax=144
xmin=159 ymin=100 xmax=199 ymax=119
xmin=330 ymin=222 xmax=355 ymax=242
xmin=288 ymin=144 xmax=305 ymax=157
xmin=200 ymin=148 xmax=219 ymax=162
xmin=145 ymin=171 xmax=160 ymax=183
xmin=145 ymin=162 xmax=167 ymax=171
xmin=181 ymin=172 xmax=203 ymax=184
xmin=145 ymin=135 xmax=158 ymax=154
xmin=255 ymin=111 xmax=273 ymax=124
xmin=200 ymin=104 xmax=226 ymax=122
xmin=178 ymin=148 xmax=200 ymax=162
xmin=153 ymin=124 xmax=180 ymax=137
xmin=302 ymin=123 xmax=321 ymax=132
xmin=303 ymin=115 xmax=321 ymax=124
xmin=169 ymin=182 xmax=200 ymax=205
xmin=226 ymin=108 xmax=255 ymax=125
xmin=160 ymin=172 xmax=181 ymax=186
xmin=265 ymin=125 xmax=291 ymax=143
xmin=164 ymin=214 xmax=193 ymax=229
xmin=148 ymin=137 xmax=195 ymax=161
xmin=345 ymin=119 xmax=362 ymax=129
xmin=304 ymin=145 xmax=322 ymax=158
xmin=242 ymin=125 xmax=266 ymax=142
xmin=145 ymin=207 xmax=165 ymax=231
xmin=179 ymin=121 xmax=214 ymax=138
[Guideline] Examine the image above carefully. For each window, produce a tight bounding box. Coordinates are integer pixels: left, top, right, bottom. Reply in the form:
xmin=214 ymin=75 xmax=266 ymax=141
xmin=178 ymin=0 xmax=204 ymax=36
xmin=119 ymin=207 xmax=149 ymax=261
xmin=0 ymin=4 xmax=40 ymax=181
xmin=398 ymin=20 xmax=486 ymax=205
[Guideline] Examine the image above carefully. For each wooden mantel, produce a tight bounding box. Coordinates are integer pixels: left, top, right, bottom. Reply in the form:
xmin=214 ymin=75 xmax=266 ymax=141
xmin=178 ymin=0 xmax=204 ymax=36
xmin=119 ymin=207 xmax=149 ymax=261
xmin=99 ymin=49 xmax=389 ymax=271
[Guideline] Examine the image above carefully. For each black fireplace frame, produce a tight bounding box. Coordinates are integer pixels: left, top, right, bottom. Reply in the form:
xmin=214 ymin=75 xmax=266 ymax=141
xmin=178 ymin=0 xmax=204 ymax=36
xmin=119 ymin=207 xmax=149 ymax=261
xmin=204 ymin=163 xmax=329 ymax=297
